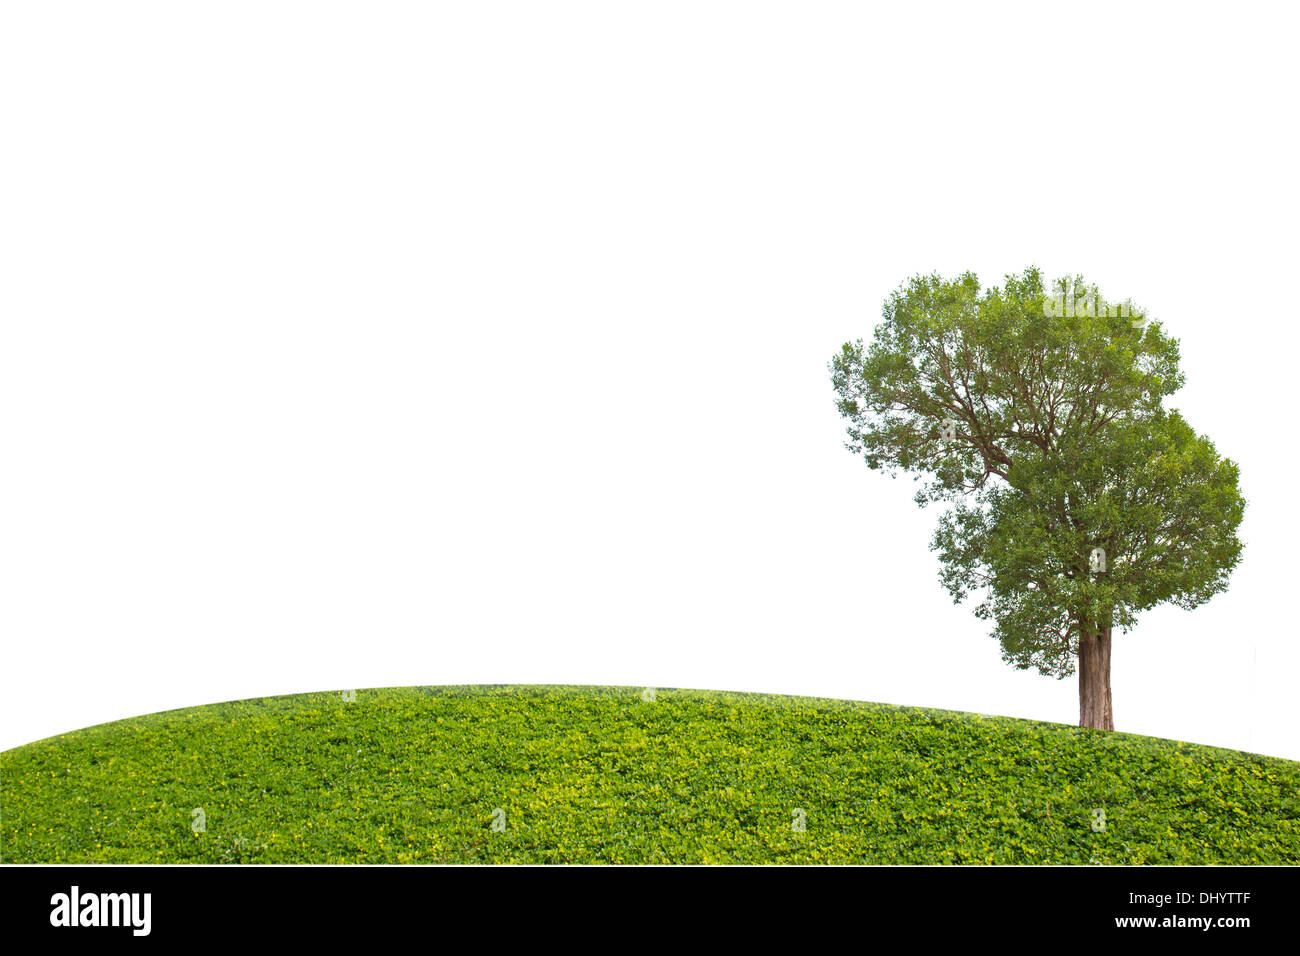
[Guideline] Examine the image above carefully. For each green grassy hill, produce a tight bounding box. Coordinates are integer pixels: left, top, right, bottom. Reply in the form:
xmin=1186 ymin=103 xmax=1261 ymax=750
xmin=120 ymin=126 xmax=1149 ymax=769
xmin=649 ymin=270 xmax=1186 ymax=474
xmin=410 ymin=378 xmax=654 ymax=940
xmin=2 ymin=685 xmax=1296 ymax=864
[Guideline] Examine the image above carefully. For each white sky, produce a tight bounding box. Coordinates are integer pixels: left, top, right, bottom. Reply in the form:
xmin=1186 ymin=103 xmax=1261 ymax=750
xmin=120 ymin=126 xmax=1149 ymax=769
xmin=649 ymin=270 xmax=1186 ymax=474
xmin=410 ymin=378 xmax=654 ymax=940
xmin=3 ymin=2 xmax=1298 ymax=759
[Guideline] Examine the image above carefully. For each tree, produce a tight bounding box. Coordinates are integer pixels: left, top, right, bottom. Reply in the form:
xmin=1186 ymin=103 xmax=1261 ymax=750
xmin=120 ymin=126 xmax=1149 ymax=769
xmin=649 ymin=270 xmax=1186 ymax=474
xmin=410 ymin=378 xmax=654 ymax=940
xmin=829 ymin=267 xmax=1245 ymax=730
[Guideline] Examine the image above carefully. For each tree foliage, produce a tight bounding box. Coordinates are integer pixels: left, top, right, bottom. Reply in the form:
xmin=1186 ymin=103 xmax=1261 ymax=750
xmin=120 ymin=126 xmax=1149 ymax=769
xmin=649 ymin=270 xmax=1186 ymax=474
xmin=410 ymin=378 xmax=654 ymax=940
xmin=831 ymin=267 xmax=1244 ymax=678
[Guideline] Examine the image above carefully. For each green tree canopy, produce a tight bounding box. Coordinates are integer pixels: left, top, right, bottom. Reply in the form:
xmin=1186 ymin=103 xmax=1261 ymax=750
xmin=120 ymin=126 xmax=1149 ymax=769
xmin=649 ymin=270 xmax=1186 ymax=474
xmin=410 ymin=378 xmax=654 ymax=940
xmin=830 ymin=267 xmax=1245 ymax=728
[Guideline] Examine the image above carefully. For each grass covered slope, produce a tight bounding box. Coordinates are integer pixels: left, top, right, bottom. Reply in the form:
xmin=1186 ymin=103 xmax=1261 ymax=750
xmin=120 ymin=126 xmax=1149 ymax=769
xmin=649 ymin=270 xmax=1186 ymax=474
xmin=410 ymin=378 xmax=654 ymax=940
xmin=2 ymin=685 xmax=1297 ymax=864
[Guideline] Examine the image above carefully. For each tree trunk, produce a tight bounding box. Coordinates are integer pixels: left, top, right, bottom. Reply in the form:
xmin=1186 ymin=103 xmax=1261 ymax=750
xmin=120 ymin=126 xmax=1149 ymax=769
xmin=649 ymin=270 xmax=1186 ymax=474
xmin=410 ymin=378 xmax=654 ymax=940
xmin=1078 ymin=622 xmax=1114 ymax=730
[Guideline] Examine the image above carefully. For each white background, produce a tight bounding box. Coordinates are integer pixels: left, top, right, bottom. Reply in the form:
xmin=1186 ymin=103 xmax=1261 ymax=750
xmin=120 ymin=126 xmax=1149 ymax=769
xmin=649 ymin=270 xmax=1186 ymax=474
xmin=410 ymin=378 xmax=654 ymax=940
xmin=3 ymin=2 xmax=1297 ymax=759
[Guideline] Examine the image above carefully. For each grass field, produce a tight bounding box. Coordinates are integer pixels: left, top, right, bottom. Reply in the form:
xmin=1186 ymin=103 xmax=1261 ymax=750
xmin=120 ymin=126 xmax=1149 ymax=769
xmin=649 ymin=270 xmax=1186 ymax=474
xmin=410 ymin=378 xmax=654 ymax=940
xmin=2 ymin=685 xmax=1296 ymax=864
